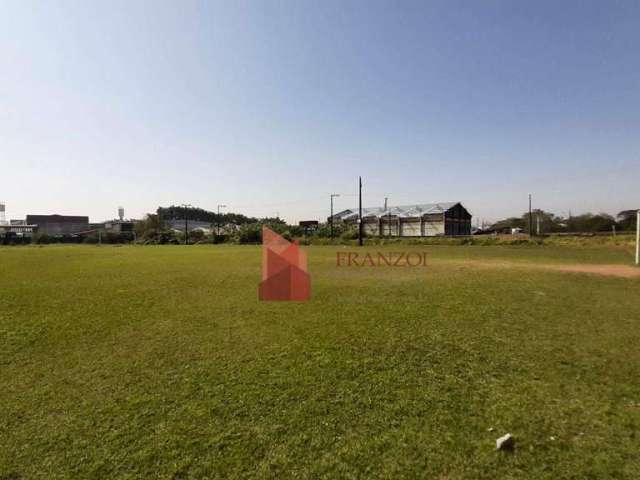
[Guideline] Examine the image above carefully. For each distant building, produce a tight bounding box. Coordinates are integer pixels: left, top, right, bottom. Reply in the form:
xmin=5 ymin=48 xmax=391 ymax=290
xmin=26 ymin=214 xmax=89 ymax=236
xmin=103 ymin=220 xmax=136 ymax=233
xmin=167 ymin=219 xmax=213 ymax=233
xmin=0 ymin=223 xmax=37 ymax=240
xmin=299 ymin=220 xmax=319 ymax=234
xmin=329 ymin=202 xmax=472 ymax=237
xmin=0 ymin=203 xmax=36 ymax=241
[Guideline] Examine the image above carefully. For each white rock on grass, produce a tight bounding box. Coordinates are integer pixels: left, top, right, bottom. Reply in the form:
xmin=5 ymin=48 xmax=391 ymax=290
xmin=496 ymin=433 xmax=514 ymax=450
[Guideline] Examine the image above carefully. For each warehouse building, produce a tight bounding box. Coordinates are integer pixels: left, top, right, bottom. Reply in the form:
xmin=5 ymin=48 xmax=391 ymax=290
xmin=330 ymin=202 xmax=472 ymax=237
xmin=101 ymin=220 xmax=136 ymax=233
xmin=0 ymin=222 xmax=37 ymax=242
xmin=167 ymin=219 xmax=213 ymax=234
xmin=26 ymin=215 xmax=89 ymax=236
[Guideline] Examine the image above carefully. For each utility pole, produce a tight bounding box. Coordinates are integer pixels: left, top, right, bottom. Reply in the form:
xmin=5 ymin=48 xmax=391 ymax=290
xmin=384 ymin=197 xmax=390 ymax=237
xmin=528 ymin=194 xmax=533 ymax=237
xmin=358 ymin=176 xmax=363 ymax=246
xmin=330 ymin=194 xmax=340 ymax=239
xmin=636 ymin=210 xmax=639 ymax=266
xmin=217 ymin=204 xmax=226 ymax=237
xmin=181 ymin=204 xmax=192 ymax=245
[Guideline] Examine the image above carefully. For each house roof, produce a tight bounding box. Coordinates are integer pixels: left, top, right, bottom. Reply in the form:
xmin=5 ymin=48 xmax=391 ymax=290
xmin=332 ymin=202 xmax=462 ymax=220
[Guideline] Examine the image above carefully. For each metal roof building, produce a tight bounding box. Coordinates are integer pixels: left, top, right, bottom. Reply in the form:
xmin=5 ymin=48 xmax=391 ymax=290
xmin=330 ymin=202 xmax=472 ymax=237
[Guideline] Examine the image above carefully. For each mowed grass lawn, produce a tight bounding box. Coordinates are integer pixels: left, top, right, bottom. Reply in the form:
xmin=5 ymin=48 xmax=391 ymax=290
xmin=1 ymin=244 xmax=639 ymax=479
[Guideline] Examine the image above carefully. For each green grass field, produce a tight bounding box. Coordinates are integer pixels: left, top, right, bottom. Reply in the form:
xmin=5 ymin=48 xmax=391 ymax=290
xmin=1 ymin=244 xmax=639 ymax=479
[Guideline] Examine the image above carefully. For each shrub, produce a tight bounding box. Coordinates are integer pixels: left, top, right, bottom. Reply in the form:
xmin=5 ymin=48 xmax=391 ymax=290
xmin=33 ymin=233 xmax=54 ymax=244
xmin=340 ymin=227 xmax=364 ymax=241
xmin=235 ymin=224 xmax=262 ymax=244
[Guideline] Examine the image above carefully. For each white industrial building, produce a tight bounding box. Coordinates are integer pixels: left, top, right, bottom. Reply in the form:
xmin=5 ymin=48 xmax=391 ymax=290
xmin=330 ymin=202 xmax=472 ymax=237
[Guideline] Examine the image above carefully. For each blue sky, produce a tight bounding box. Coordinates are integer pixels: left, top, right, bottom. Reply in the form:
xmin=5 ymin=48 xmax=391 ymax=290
xmin=1 ymin=0 xmax=638 ymax=224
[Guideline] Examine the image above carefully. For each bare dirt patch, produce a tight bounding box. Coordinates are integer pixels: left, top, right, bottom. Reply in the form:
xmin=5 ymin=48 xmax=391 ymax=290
xmin=541 ymin=264 xmax=640 ymax=278
xmin=437 ymin=260 xmax=640 ymax=279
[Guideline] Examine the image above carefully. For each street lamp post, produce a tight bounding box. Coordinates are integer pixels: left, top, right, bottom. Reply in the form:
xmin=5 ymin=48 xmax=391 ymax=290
xmin=330 ymin=194 xmax=340 ymax=239
xmin=217 ymin=204 xmax=227 ymax=237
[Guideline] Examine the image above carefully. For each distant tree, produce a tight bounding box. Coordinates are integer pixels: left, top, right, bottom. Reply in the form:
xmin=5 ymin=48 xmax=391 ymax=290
xmin=490 ymin=210 xmax=623 ymax=234
xmin=490 ymin=217 xmax=525 ymax=233
xmin=520 ymin=210 xmax=565 ymax=234
xmin=135 ymin=214 xmax=172 ymax=243
xmin=189 ymin=229 xmax=206 ymax=242
xmin=235 ymin=223 xmax=262 ymax=244
xmin=616 ymin=209 xmax=639 ymax=231
xmin=566 ymin=213 xmax=616 ymax=233
xmin=313 ymin=222 xmax=346 ymax=238
xmin=288 ymin=225 xmax=305 ymax=237
xmin=257 ymin=217 xmax=288 ymax=233
xmin=156 ymin=205 xmax=257 ymax=226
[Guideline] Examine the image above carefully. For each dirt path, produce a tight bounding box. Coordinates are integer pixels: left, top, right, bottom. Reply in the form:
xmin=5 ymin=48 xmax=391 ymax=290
xmin=438 ymin=260 xmax=640 ymax=278
xmin=540 ymin=263 xmax=640 ymax=278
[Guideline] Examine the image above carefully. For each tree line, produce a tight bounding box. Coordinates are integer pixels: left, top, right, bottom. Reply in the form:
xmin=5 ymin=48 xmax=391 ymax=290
xmin=490 ymin=209 xmax=638 ymax=234
xmin=135 ymin=205 xmax=288 ymax=244
xmin=156 ymin=205 xmax=257 ymax=225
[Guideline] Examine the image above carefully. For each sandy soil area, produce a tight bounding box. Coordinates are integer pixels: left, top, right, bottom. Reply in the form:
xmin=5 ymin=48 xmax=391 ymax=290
xmin=439 ymin=260 xmax=640 ymax=278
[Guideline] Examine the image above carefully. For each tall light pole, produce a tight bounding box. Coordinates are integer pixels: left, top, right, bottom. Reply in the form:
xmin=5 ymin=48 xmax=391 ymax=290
xmin=358 ymin=176 xmax=363 ymax=246
xmin=180 ymin=204 xmax=192 ymax=245
xmin=636 ymin=210 xmax=640 ymax=265
xmin=528 ymin=194 xmax=533 ymax=237
xmin=217 ymin=204 xmax=226 ymax=237
xmin=330 ymin=194 xmax=340 ymax=239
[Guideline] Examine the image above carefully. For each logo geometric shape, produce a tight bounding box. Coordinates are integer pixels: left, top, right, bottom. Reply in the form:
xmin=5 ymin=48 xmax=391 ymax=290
xmin=259 ymin=226 xmax=311 ymax=301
